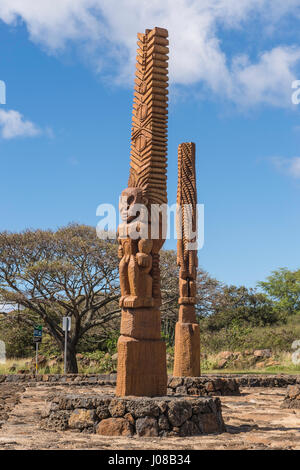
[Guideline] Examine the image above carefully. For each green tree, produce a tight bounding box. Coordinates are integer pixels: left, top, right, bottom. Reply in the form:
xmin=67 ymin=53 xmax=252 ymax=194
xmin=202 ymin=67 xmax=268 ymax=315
xmin=0 ymin=312 xmax=34 ymax=358
xmin=0 ymin=225 xmax=120 ymax=372
xmin=204 ymin=285 xmax=279 ymax=331
xmin=258 ymin=268 xmax=300 ymax=317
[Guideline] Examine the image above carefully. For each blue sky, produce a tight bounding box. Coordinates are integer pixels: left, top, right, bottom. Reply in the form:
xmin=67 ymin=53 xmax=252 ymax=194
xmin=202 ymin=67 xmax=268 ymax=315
xmin=0 ymin=1 xmax=300 ymax=288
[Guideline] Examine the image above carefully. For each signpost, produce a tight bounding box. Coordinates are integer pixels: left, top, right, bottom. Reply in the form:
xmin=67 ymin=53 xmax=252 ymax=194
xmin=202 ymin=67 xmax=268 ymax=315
xmin=33 ymin=325 xmax=43 ymax=375
xmin=62 ymin=317 xmax=71 ymax=374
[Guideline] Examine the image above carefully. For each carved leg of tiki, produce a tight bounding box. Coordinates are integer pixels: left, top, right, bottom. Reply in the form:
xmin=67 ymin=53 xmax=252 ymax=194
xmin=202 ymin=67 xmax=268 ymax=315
xmin=116 ymin=307 xmax=167 ymax=396
xmin=123 ymin=255 xmax=141 ymax=308
xmin=119 ymin=258 xmax=130 ymax=305
xmin=173 ymin=304 xmax=200 ymax=377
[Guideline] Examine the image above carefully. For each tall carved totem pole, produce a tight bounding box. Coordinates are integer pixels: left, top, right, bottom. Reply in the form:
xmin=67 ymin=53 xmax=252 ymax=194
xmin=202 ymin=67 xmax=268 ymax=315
xmin=116 ymin=27 xmax=169 ymax=397
xmin=173 ymin=142 xmax=201 ymax=377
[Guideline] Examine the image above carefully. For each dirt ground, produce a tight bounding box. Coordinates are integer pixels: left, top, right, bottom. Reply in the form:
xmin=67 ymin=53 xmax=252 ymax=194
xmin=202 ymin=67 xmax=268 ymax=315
xmin=0 ymin=383 xmax=299 ymax=450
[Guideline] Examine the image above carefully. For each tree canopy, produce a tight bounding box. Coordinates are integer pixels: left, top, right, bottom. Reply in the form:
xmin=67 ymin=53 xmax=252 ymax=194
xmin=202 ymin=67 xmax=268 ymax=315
xmin=203 ymin=285 xmax=279 ymax=331
xmin=258 ymin=268 xmax=300 ymax=317
xmin=0 ymin=224 xmax=120 ymax=371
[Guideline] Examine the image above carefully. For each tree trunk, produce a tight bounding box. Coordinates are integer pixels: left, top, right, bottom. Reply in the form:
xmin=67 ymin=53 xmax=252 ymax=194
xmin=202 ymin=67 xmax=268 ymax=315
xmin=65 ymin=344 xmax=78 ymax=373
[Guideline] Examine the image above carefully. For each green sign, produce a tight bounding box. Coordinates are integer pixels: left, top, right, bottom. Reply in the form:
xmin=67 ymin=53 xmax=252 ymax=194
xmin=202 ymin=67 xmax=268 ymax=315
xmin=33 ymin=325 xmax=43 ymax=342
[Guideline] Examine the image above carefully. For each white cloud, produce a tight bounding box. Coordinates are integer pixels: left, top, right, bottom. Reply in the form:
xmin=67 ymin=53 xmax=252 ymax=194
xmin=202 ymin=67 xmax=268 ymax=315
xmin=232 ymin=47 xmax=300 ymax=107
xmin=271 ymin=156 xmax=300 ymax=179
xmin=68 ymin=156 xmax=79 ymax=166
xmin=0 ymin=109 xmax=40 ymax=139
xmin=289 ymin=158 xmax=300 ymax=178
xmin=1 ymin=0 xmax=300 ymax=107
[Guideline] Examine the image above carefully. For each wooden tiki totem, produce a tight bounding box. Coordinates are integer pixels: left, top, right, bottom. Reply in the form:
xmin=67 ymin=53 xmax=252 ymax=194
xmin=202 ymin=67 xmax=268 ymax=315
xmin=116 ymin=27 xmax=169 ymax=397
xmin=173 ymin=142 xmax=201 ymax=377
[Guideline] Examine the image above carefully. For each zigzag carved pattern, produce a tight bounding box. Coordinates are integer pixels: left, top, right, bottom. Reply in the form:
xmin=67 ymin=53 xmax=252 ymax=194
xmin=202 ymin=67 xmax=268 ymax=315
xmin=128 ymin=27 xmax=169 ymax=206
xmin=177 ymin=142 xmax=198 ymax=278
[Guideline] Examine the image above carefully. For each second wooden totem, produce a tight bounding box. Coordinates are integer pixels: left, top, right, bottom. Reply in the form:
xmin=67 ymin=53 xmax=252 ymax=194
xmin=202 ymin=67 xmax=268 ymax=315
xmin=173 ymin=142 xmax=201 ymax=377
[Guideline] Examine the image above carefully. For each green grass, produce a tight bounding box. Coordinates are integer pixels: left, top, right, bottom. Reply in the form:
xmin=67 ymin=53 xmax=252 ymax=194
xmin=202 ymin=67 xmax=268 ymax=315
xmin=202 ymin=369 xmax=300 ymax=374
xmin=1 ymin=357 xmax=300 ymax=375
xmin=0 ymin=358 xmax=32 ymax=374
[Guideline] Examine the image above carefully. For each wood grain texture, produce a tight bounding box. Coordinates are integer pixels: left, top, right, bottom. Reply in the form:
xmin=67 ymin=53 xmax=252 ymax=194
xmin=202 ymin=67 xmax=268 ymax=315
xmin=116 ymin=27 xmax=169 ymax=397
xmin=128 ymin=27 xmax=169 ymax=206
xmin=173 ymin=142 xmax=200 ymax=377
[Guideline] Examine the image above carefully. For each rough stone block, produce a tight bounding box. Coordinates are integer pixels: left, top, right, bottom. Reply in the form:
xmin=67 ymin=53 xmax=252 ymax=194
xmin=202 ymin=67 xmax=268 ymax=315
xmin=136 ymin=416 xmax=158 ymax=436
xmin=68 ymin=409 xmax=96 ymax=430
xmin=108 ymin=398 xmax=126 ymax=417
xmin=281 ymin=384 xmax=300 ymax=409
xmin=168 ymin=377 xmax=183 ymax=388
xmin=96 ymin=403 xmax=110 ymax=420
xmin=96 ymin=418 xmax=133 ymax=436
xmin=126 ymin=398 xmax=160 ymax=418
xmin=167 ymin=400 xmax=192 ymax=427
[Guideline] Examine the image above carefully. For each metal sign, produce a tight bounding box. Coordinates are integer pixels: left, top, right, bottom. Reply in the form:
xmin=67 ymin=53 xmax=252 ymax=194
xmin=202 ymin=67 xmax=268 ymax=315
xmin=62 ymin=317 xmax=71 ymax=332
xmin=33 ymin=325 xmax=43 ymax=343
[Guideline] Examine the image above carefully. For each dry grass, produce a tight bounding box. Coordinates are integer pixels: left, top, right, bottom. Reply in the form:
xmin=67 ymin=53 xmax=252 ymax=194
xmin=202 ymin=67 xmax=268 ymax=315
xmin=201 ymin=351 xmax=300 ymax=374
xmin=0 ymin=358 xmax=32 ymax=374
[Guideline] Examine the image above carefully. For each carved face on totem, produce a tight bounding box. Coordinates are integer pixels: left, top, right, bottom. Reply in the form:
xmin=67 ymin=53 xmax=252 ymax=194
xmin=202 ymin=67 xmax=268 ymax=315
xmin=119 ymin=187 xmax=144 ymax=223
